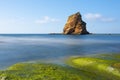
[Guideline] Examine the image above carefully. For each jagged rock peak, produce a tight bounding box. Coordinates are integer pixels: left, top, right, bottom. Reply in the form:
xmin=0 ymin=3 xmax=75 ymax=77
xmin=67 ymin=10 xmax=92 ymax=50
xmin=75 ymin=12 xmax=81 ymax=16
xmin=63 ymin=12 xmax=89 ymax=35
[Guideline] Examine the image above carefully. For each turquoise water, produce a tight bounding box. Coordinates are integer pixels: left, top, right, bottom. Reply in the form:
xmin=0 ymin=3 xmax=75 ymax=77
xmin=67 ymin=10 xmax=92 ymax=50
xmin=0 ymin=34 xmax=120 ymax=69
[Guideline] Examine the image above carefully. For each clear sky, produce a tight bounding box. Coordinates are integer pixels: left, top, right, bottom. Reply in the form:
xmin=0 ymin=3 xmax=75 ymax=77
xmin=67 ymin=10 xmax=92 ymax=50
xmin=0 ymin=0 xmax=120 ymax=34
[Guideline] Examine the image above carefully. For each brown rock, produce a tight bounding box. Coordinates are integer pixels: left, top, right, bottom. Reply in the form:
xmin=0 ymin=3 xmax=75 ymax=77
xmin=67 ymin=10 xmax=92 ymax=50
xmin=63 ymin=12 xmax=89 ymax=34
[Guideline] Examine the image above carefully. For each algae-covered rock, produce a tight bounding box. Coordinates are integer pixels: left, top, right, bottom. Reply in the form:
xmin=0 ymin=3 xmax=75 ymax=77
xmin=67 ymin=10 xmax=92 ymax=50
xmin=69 ymin=56 xmax=120 ymax=80
xmin=0 ymin=63 xmax=83 ymax=80
xmin=1 ymin=53 xmax=120 ymax=80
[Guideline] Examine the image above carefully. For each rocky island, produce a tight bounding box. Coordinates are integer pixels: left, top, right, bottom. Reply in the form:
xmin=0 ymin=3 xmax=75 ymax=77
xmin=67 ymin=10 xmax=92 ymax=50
xmin=63 ymin=12 xmax=89 ymax=35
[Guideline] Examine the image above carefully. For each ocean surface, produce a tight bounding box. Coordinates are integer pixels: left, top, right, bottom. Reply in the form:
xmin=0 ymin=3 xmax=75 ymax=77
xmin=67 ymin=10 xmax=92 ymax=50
xmin=0 ymin=34 xmax=120 ymax=69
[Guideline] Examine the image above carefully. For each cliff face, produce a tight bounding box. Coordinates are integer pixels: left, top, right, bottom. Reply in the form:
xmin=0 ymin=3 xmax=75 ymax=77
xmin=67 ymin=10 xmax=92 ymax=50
xmin=63 ymin=12 xmax=89 ymax=34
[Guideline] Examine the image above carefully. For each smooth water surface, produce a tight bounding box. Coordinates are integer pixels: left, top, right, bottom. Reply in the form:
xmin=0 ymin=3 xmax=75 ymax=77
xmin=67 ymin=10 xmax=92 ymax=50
xmin=0 ymin=34 xmax=120 ymax=69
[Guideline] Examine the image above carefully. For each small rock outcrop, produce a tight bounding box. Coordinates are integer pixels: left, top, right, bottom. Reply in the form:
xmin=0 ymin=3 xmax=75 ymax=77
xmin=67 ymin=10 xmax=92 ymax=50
xmin=63 ymin=12 xmax=89 ymax=34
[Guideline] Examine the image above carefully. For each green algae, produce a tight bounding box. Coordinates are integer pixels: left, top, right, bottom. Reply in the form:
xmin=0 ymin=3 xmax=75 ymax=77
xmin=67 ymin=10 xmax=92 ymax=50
xmin=1 ymin=53 xmax=120 ymax=80
xmin=68 ymin=53 xmax=120 ymax=80
xmin=0 ymin=63 xmax=88 ymax=80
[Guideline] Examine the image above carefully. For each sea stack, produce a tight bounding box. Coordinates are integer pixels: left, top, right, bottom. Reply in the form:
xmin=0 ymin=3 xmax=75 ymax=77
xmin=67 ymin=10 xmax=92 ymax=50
xmin=63 ymin=12 xmax=89 ymax=34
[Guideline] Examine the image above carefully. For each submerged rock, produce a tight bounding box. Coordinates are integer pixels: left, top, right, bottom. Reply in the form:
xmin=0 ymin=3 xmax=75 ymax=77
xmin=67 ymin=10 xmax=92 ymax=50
xmin=63 ymin=12 xmax=89 ymax=35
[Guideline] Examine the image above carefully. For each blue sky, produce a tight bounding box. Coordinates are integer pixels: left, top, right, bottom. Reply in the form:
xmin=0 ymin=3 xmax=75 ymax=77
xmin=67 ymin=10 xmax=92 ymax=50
xmin=0 ymin=0 xmax=120 ymax=34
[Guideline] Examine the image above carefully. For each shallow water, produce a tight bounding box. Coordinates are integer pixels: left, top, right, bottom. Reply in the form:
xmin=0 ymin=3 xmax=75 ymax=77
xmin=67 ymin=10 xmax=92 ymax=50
xmin=0 ymin=34 xmax=120 ymax=69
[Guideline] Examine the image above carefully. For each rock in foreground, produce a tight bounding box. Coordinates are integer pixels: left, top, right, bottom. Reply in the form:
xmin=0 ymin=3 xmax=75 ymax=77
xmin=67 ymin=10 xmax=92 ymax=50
xmin=0 ymin=63 xmax=83 ymax=80
xmin=63 ymin=12 xmax=89 ymax=35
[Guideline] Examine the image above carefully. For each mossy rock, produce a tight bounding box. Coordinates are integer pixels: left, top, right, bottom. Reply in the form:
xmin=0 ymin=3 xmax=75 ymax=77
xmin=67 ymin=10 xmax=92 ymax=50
xmin=0 ymin=63 xmax=108 ymax=80
xmin=69 ymin=57 xmax=120 ymax=80
xmin=1 ymin=53 xmax=120 ymax=80
xmin=0 ymin=63 xmax=84 ymax=80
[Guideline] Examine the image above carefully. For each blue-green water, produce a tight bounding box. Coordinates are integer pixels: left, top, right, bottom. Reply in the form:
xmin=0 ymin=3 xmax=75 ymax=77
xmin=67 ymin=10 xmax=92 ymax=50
xmin=0 ymin=34 xmax=120 ymax=69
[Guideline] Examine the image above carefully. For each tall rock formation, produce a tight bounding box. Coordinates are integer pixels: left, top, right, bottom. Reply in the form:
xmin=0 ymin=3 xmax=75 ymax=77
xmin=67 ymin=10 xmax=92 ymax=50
xmin=63 ymin=12 xmax=89 ymax=34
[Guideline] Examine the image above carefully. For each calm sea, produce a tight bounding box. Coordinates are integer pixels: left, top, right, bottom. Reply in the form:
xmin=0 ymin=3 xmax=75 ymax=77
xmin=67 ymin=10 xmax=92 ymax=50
xmin=0 ymin=34 xmax=120 ymax=69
